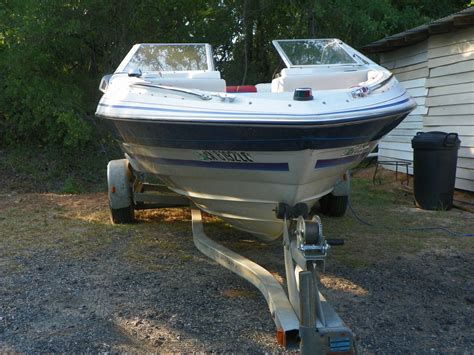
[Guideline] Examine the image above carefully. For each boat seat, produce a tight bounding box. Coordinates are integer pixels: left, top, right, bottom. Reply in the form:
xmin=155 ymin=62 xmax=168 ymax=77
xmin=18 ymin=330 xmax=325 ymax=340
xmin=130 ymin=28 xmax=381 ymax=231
xmin=271 ymin=68 xmax=370 ymax=92
xmin=150 ymin=78 xmax=226 ymax=92
xmin=226 ymin=85 xmax=257 ymax=93
xmin=147 ymin=71 xmax=226 ymax=92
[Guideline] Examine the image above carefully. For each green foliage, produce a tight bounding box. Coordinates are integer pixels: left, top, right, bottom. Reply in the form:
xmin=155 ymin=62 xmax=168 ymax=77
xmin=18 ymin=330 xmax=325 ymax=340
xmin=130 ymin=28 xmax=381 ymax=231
xmin=0 ymin=0 xmax=468 ymax=149
xmin=61 ymin=176 xmax=84 ymax=194
xmin=0 ymin=144 xmax=120 ymax=192
xmin=0 ymin=0 xmax=94 ymax=148
xmin=0 ymin=0 xmax=240 ymax=149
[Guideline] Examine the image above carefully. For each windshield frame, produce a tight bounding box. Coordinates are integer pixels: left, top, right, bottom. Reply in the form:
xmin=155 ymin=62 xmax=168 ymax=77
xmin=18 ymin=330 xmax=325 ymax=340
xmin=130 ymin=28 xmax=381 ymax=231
xmin=115 ymin=43 xmax=215 ymax=73
xmin=272 ymin=39 xmax=367 ymax=68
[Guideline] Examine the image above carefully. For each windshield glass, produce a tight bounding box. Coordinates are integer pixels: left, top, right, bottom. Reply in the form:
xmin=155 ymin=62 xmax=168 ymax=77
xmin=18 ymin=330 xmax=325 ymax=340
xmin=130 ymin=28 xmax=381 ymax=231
xmin=273 ymin=39 xmax=357 ymax=67
xmin=122 ymin=44 xmax=211 ymax=72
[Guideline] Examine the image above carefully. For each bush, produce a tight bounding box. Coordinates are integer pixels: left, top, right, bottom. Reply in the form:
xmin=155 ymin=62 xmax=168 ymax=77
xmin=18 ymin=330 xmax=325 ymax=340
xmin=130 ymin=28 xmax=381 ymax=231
xmin=0 ymin=1 xmax=97 ymax=149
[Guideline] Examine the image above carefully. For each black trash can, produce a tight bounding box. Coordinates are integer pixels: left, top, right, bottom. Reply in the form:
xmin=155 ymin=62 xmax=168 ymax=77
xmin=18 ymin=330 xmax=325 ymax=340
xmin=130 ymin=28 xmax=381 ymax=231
xmin=411 ymin=131 xmax=461 ymax=210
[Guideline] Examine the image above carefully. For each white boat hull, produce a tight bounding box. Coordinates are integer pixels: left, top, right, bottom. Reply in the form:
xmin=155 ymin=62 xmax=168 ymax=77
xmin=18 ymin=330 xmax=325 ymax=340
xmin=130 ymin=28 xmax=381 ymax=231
xmin=123 ymin=142 xmax=376 ymax=240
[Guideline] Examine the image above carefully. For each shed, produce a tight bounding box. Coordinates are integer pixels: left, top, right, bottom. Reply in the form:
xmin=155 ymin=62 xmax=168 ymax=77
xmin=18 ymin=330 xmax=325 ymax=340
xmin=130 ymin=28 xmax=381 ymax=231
xmin=363 ymin=6 xmax=474 ymax=192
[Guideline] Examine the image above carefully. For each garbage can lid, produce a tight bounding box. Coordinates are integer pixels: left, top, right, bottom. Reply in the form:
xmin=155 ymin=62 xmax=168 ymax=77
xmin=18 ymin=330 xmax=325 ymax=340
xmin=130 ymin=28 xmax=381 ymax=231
xmin=411 ymin=131 xmax=461 ymax=150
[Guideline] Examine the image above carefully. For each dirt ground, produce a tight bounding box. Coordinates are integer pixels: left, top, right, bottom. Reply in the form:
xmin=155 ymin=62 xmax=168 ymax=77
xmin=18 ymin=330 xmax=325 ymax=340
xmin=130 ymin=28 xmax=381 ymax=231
xmin=1 ymin=168 xmax=473 ymax=353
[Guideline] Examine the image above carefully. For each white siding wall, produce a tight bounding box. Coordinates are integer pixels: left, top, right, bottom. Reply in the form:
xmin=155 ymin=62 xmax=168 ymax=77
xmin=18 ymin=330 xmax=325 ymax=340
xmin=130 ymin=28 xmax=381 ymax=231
xmin=378 ymin=41 xmax=428 ymax=174
xmin=425 ymin=27 xmax=474 ymax=191
xmin=375 ymin=27 xmax=474 ymax=192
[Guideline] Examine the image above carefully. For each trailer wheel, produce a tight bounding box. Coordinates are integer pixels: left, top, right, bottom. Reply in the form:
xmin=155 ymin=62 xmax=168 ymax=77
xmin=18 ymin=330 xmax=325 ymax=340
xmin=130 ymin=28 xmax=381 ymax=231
xmin=107 ymin=159 xmax=135 ymax=224
xmin=110 ymin=206 xmax=134 ymax=224
xmin=319 ymin=193 xmax=348 ymax=217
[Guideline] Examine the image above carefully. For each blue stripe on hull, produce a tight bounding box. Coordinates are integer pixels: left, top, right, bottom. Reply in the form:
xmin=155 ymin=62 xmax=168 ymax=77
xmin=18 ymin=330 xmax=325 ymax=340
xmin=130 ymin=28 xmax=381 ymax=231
xmin=105 ymin=112 xmax=409 ymax=151
xmin=315 ymin=154 xmax=363 ymax=169
xmin=133 ymin=154 xmax=290 ymax=171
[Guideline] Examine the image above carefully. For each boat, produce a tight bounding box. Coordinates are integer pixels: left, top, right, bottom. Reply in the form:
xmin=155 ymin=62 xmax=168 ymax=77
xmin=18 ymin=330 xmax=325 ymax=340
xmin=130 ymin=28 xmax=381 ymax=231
xmin=96 ymin=39 xmax=416 ymax=241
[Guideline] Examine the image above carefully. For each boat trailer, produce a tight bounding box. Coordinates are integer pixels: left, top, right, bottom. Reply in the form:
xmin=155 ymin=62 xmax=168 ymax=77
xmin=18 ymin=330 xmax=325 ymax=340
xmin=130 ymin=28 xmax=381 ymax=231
xmin=107 ymin=158 xmax=355 ymax=354
xmin=192 ymin=206 xmax=354 ymax=354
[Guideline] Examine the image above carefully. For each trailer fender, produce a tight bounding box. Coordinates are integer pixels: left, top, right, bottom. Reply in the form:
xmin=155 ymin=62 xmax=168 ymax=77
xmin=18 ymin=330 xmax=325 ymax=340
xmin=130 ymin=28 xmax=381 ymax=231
xmin=107 ymin=159 xmax=133 ymax=210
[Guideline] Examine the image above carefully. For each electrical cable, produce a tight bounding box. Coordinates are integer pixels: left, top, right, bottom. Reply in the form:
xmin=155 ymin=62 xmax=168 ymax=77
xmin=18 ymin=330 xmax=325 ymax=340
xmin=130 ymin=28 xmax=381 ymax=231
xmin=347 ymin=197 xmax=474 ymax=237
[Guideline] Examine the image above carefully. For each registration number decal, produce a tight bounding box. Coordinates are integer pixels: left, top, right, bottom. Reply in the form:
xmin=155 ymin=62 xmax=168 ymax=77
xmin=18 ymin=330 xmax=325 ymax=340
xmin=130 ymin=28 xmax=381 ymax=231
xmin=197 ymin=150 xmax=254 ymax=163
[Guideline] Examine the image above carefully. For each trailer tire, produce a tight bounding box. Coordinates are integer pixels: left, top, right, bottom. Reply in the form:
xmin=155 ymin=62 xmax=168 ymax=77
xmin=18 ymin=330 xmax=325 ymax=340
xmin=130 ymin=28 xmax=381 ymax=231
xmin=110 ymin=206 xmax=135 ymax=224
xmin=107 ymin=159 xmax=135 ymax=224
xmin=319 ymin=193 xmax=348 ymax=217
xmin=110 ymin=205 xmax=135 ymax=224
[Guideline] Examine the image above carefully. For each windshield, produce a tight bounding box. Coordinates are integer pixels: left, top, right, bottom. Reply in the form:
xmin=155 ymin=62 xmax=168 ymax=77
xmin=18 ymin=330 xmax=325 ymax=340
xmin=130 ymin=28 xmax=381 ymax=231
xmin=118 ymin=43 xmax=213 ymax=73
xmin=273 ymin=39 xmax=358 ymax=67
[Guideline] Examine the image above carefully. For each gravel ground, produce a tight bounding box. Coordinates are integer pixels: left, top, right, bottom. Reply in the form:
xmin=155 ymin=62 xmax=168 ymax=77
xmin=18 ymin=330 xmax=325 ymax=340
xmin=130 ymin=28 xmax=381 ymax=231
xmin=1 ymin=186 xmax=473 ymax=353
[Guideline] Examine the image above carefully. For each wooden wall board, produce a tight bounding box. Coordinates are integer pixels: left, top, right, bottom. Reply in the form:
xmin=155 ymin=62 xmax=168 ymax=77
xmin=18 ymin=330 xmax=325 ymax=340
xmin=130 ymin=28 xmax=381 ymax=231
xmin=428 ymin=40 xmax=474 ymax=59
xmin=401 ymin=78 xmax=427 ymax=89
xmin=423 ymin=125 xmax=474 ymax=136
xmin=428 ymin=50 xmax=474 ymax=68
xmin=430 ymin=60 xmax=474 ymax=77
xmin=426 ymin=71 xmax=474 ymax=87
xmin=429 ymin=82 xmax=474 ymax=96
xmin=425 ymin=92 xmax=474 ymax=107
xmin=428 ymin=28 xmax=474 ymax=49
xmin=429 ymin=104 xmax=474 ymax=116
xmin=395 ymin=67 xmax=429 ymax=81
xmin=423 ymin=115 xmax=473 ymax=126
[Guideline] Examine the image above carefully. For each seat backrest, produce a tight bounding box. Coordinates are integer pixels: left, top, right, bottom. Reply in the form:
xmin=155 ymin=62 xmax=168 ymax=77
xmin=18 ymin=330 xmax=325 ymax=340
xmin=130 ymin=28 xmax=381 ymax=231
xmin=272 ymin=68 xmax=370 ymax=92
xmin=148 ymin=71 xmax=226 ymax=92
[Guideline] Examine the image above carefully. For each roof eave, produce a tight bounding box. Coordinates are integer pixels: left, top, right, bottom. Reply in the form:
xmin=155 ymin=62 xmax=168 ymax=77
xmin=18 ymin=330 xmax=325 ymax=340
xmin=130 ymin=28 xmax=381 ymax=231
xmin=362 ymin=7 xmax=474 ymax=53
